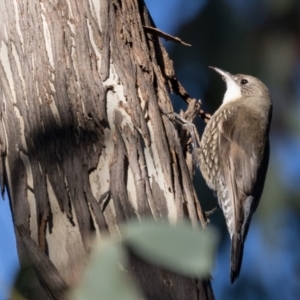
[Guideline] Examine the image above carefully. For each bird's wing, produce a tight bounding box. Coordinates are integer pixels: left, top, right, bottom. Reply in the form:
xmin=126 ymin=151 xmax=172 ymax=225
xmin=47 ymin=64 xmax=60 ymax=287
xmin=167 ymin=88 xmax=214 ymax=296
xmin=218 ymin=108 xmax=269 ymax=238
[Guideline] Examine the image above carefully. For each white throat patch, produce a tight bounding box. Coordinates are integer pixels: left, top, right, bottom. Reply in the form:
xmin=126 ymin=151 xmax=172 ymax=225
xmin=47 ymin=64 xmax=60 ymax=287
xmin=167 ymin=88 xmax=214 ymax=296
xmin=222 ymin=80 xmax=242 ymax=104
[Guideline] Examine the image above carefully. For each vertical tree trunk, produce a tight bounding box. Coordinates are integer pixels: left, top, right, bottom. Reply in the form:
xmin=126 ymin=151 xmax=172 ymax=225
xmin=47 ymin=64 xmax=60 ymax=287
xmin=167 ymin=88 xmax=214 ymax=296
xmin=0 ymin=0 xmax=213 ymax=299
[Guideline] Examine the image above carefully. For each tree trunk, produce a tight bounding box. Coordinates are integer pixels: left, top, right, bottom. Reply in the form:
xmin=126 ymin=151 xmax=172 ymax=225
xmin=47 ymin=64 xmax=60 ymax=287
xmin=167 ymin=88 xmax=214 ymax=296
xmin=0 ymin=0 xmax=214 ymax=299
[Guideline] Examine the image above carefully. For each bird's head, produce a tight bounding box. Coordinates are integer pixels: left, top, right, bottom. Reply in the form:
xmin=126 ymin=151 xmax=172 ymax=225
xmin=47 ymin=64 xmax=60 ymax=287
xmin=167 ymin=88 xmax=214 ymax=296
xmin=209 ymin=67 xmax=270 ymax=105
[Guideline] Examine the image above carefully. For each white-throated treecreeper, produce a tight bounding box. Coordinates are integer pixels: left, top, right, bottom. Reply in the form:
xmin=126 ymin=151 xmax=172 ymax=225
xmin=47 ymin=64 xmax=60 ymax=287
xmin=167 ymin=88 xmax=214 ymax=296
xmin=194 ymin=67 xmax=272 ymax=283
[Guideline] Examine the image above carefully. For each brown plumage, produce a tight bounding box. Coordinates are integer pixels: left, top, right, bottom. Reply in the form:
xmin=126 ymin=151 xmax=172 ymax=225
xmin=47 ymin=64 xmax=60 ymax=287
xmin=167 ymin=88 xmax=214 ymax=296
xmin=194 ymin=67 xmax=272 ymax=283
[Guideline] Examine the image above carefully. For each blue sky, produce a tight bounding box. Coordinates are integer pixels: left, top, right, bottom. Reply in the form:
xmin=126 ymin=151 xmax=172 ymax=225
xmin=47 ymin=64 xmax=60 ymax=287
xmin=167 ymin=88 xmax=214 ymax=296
xmin=0 ymin=193 xmax=18 ymax=299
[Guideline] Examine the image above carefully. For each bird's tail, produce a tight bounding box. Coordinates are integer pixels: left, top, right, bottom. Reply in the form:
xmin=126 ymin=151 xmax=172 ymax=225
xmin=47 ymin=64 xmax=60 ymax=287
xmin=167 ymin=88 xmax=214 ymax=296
xmin=230 ymin=233 xmax=244 ymax=283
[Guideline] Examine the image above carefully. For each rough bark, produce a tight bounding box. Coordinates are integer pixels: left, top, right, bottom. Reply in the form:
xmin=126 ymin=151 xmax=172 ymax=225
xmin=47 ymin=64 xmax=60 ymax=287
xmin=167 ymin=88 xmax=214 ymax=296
xmin=0 ymin=0 xmax=213 ymax=299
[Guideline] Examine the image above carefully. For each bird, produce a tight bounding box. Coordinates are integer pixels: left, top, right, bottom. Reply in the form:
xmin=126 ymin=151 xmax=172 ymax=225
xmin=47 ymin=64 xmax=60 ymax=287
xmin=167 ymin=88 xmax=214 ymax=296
xmin=193 ymin=67 xmax=272 ymax=283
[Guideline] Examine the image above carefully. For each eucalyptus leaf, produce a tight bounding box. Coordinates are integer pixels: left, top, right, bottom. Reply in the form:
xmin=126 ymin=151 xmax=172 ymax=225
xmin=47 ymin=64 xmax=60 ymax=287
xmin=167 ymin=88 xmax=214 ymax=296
xmin=71 ymin=239 xmax=142 ymax=300
xmin=122 ymin=219 xmax=218 ymax=277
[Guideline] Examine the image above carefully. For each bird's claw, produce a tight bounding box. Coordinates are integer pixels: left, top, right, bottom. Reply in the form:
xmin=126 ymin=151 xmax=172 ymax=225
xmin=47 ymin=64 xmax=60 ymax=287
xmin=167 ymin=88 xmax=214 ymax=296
xmin=205 ymin=205 xmax=219 ymax=217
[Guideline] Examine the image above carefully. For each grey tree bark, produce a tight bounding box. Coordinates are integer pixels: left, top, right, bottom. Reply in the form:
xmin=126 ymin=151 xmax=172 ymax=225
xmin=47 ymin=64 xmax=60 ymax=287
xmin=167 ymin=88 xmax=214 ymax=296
xmin=0 ymin=0 xmax=214 ymax=299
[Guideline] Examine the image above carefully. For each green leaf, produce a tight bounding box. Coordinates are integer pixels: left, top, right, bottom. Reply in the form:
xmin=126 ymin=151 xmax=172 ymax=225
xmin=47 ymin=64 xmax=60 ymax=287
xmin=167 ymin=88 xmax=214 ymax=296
xmin=71 ymin=238 xmax=142 ymax=300
xmin=122 ymin=219 xmax=218 ymax=277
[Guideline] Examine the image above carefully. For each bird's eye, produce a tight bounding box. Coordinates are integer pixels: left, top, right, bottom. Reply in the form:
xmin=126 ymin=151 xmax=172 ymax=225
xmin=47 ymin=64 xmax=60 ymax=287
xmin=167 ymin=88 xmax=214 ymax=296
xmin=241 ymin=79 xmax=248 ymax=85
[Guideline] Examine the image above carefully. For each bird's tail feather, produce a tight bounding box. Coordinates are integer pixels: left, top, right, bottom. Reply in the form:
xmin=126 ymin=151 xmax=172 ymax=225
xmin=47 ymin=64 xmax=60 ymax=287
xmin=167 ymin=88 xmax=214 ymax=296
xmin=230 ymin=233 xmax=244 ymax=284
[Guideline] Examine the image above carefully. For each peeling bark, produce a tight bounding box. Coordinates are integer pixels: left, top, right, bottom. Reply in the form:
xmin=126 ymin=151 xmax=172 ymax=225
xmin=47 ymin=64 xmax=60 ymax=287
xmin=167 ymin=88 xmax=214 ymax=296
xmin=0 ymin=0 xmax=214 ymax=299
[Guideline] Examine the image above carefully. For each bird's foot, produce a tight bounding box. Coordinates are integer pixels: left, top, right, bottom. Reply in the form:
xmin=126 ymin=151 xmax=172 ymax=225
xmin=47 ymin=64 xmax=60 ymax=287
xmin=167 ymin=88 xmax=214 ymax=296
xmin=160 ymin=101 xmax=202 ymax=150
xmin=205 ymin=205 xmax=219 ymax=217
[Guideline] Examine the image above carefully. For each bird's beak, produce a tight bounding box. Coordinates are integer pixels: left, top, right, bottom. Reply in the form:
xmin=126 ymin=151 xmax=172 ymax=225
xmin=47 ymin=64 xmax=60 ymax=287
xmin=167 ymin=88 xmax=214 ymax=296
xmin=209 ymin=66 xmax=242 ymax=103
xmin=209 ymin=66 xmax=235 ymax=83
